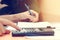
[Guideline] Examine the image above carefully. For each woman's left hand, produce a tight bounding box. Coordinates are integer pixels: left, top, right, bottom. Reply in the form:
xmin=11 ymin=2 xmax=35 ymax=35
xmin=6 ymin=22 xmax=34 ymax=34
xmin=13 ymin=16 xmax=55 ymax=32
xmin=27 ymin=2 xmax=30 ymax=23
xmin=14 ymin=10 xmax=39 ymax=22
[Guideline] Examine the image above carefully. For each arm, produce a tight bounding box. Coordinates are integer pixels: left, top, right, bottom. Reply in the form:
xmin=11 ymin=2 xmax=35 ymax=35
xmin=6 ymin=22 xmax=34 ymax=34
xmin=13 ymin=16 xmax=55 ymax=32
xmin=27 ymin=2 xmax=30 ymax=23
xmin=0 ymin=14 xmax=19 ymax=22
xmin=0 ymin=15 xmax=18 ymax=22
xmin=0 ymin=10 xmax=39 ymax=22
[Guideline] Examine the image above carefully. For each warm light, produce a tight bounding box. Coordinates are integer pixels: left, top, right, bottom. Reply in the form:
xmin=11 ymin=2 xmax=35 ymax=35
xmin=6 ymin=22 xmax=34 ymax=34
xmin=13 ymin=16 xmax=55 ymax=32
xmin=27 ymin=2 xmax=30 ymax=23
xmin=40 ymin=0 xmax=60 ymax=22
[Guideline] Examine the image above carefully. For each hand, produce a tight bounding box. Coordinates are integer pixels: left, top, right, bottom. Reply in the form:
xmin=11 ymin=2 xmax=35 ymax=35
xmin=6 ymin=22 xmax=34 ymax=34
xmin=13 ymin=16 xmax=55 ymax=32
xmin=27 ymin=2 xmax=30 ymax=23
xmin=14 ymin=10 xmax=39 ymax=22
xmin=0 ymin=18 xmax=20 ymax=36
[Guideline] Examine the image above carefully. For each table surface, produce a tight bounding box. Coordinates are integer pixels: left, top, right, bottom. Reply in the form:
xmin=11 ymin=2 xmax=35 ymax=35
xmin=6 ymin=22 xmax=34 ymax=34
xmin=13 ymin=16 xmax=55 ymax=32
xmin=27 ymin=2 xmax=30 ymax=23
xmin=0 ymin=22 xmax=60 ymax=40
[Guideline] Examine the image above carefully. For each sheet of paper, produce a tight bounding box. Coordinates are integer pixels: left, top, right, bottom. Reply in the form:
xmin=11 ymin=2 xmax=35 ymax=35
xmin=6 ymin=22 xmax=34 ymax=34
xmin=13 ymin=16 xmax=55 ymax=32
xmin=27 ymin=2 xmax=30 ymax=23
xmin=18 ymin=22 xmax=52 ymax=28
xmin=6 ymin=22 xmax=52 ymax=31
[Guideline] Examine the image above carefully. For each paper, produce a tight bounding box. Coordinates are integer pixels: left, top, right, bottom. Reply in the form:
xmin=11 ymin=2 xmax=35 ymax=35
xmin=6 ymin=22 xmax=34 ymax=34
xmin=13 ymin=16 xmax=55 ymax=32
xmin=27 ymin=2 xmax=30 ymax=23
xmin=6 ymin=22 xmax=51 ymax=31
xmin=18 ymin=22 xmax=51 ymax=28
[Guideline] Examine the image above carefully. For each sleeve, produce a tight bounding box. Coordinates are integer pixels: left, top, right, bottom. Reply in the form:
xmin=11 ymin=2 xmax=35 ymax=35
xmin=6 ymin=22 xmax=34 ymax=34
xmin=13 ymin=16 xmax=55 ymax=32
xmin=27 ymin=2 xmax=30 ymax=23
xmin=0 ymin=0 xmax=27 ymax=15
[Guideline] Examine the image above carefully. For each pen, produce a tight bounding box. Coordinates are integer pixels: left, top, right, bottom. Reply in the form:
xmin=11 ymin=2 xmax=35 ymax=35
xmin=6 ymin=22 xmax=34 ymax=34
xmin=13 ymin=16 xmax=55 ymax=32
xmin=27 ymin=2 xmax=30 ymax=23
xmin=24 ymin=3 xmax=32 ymax=15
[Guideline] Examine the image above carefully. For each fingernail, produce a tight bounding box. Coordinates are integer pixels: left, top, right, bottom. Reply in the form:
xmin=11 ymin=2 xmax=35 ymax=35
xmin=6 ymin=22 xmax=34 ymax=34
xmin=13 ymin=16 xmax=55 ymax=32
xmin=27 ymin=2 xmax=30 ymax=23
xmin=17 ymin=28 xmax=21 ymax=31
xmin=16 ymin=27 xmax=21 ymax=31
xmin=0 ymin=33 xmax=3 ymax=36
xmin=4 ymin=30 xmax=10 ymax=34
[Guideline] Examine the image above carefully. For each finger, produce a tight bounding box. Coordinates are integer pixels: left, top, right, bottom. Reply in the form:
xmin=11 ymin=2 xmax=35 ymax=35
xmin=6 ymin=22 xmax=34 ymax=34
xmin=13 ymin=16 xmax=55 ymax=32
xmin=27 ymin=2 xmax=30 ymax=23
xmin=1 ymin=19 xmax=20 ymax=30
xmin=20 ymin=18 xmax=31 ymax=22
xmin=30 ymin=10 xmax=39 ymax=21
xmin=27 ymin=15 xmax=35 ymax=22
xmin=0 ymin=32 xmax=3 ymax=36
xmin=4 ymin=30 xmax=10 ymax=34
xmin=30 ymin=10 xmax=39 ymax=17
xmin=0 ymin=23 xmax=5 ymax=33
xmin=5 ymin=21 xmax=20 ymax=30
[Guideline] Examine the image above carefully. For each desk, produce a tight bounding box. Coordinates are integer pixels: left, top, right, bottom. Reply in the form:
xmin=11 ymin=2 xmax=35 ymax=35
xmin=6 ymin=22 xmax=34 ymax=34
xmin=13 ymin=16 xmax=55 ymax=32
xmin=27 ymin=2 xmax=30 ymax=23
xmin=0 ymin=22 xmax=60 ymax=40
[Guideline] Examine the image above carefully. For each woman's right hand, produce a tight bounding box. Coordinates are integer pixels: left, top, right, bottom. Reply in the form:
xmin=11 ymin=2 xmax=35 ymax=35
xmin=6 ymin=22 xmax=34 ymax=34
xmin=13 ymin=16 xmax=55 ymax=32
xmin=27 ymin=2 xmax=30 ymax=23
xmin=0 ymin=18 xmax=20 ymax=36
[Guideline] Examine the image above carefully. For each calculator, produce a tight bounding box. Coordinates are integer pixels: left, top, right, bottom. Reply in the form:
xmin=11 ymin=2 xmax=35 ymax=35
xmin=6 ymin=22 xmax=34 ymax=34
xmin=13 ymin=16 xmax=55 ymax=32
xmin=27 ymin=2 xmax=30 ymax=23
xmin=12 ymin=26 xmax=55 ymax=37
